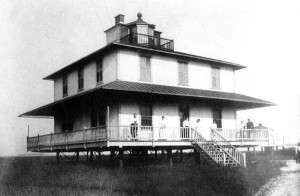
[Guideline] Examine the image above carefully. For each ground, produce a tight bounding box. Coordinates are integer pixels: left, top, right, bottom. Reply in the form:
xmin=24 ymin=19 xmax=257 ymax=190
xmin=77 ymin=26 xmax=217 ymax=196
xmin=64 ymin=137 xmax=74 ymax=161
xmin=0 ymin=150 xmax=291 ymax=196
xmin=255 ymin=160 xmax=300 ymax=196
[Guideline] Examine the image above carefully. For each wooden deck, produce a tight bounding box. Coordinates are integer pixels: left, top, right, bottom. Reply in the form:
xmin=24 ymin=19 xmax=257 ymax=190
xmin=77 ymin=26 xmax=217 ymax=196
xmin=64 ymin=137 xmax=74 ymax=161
xmin=27 ymin=125 xmax=273 ymax=152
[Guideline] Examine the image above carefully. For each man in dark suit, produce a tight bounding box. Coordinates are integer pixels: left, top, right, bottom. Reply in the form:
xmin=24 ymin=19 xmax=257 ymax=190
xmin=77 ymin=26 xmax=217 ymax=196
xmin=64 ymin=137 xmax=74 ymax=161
xmin=246 ymin=119 xmax=254 ymax=138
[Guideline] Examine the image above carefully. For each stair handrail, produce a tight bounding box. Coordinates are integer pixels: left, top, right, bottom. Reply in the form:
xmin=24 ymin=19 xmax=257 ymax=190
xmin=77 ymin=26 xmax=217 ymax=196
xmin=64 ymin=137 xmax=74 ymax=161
xmin=192 ymin=130 xmax=225 ymax=163
xmin=211 ymin=128 xmax=245 ymax=167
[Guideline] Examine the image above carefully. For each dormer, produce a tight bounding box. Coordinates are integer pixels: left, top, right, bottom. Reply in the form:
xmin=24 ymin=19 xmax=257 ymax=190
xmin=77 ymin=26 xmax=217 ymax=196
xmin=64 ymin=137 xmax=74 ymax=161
xmin=105 ymin=13 xmax=174 ymax=51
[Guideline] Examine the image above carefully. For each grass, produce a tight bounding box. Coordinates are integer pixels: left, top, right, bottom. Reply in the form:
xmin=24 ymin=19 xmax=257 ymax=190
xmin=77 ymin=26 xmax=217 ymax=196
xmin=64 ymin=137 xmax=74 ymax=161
xmin=0 ymin=150 xmax=289 ymax=196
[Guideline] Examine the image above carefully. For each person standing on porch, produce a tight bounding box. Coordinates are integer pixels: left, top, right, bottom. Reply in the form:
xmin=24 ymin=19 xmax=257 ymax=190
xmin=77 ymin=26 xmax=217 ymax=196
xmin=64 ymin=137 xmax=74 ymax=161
xmin=183 ymin=117 xmax=190 ymax=138
xmin=159 ymin=116 xmax=166 ymax=139
xmin=239 ymin=120 xmax=245 ymax=139
xmin=246 ymin=118 xmax=254 ymax=138
xmin=130 ymin=113 xmax=138 ymax=139
xmin=210 ymin=120 xmax=217 ymax=140
xmin=193 ymin=119 xmax=201 ymax=139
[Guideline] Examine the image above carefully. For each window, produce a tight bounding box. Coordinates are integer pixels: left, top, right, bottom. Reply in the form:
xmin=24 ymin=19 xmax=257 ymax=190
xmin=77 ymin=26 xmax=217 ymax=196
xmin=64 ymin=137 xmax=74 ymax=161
xmin=78 ymin=68 xmax=84 ymax=91
xmin=96 ymin=60 xmax=103 ymax=84
xmin=140 ymin=105 xmax=152 ymax=126
xmin=211 ymin=67 xmax=220 ymax=89
xmin=212 ymin=109 xmax=222 ymax=128
xmin=91 ymin=107 xmax=106 ymax=127
xmin=178 ymin=62 xmax=188 ymax=86
xmin=62 ymin=75 xmax=68 ymax=97
xmin=140 ymin=56 xmax=151 ymax=81
xmin=62 ymin=115 xmax=73 ymax=132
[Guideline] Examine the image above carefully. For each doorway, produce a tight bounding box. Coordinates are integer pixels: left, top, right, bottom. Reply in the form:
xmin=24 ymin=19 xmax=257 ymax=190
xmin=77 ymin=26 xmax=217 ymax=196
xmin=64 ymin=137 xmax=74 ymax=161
xmin=212 ymin=109 xmax=222 ymax=128
xmin=179 ymin=105 xmax=189 ymax=127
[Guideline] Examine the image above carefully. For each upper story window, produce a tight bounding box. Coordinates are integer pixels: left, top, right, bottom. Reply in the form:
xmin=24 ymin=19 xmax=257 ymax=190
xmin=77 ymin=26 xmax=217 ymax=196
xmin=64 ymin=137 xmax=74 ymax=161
xmin=211 ymin=66 xmax=220 ymax=89
xmin=178 ymin=62 xmax=188 ymax=86
xmin=140 ymin=56 xmax=151 ymax=82
xmin=96 ymin=60 xmax=103 ymax=84
xmin=78 ymin=68 xmax=84 ymax=91
xmin=62 ymin=75 xmax=68 ymax=97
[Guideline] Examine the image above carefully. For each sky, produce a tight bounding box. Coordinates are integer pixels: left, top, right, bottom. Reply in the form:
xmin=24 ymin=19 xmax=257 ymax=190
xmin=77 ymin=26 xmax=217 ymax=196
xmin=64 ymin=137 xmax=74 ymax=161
xmin=1 ymin=0 xmax=300 ymax=156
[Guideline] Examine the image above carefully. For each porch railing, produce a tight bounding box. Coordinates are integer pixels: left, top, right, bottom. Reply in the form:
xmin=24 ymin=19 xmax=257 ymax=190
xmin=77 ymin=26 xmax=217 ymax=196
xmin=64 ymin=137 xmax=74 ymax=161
xmin=118 ymin=33 xmax=174 ymax=51
xmin=27 ymin=126 xmax=107 ymax=150
xmin=215 ymin=128 xmax=273 ymax=144
xmin=108 ymin=125 xmax=191 ymax=140
xmin=27 ymin=126 xmax=273 ymax=150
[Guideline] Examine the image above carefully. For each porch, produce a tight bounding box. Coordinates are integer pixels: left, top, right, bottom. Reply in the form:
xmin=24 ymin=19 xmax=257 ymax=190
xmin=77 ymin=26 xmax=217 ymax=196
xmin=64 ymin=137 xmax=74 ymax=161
xmin=27 ymin=126 xmax=273 ymax=152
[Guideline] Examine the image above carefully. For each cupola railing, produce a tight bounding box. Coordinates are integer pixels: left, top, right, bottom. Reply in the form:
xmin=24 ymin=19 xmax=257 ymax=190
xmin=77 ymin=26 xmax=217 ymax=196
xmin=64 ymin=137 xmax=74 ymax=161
xmin=118 ymin=33 xmax=174 ymax=51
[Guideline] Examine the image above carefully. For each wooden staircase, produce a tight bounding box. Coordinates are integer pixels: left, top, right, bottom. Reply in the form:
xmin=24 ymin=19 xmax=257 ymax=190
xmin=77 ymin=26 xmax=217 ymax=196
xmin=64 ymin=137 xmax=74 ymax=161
xmin=192 ymin=129 xmax=246 ymax=167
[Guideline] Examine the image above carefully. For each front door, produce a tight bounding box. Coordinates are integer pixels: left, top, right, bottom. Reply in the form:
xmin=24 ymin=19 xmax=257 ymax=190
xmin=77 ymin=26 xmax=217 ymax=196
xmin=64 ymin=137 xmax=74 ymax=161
xmin=179 ymin=105 xmax=189 ymax=127
xmin=212 ymin=109 xmax=222 ymax=128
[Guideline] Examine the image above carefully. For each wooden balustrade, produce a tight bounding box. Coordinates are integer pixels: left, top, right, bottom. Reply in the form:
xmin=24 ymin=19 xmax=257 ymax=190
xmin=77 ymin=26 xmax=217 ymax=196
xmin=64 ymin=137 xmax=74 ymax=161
xmin=215 ymin=128 xmax=272 ymax=141
xmin=119 ymin=33 xmax=174 ymax=51
xmin=27 ymin=126 xmax=273 ymax=152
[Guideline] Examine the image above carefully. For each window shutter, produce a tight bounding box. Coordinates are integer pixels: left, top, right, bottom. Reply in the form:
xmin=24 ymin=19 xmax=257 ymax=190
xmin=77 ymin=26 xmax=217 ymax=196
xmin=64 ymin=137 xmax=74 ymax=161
xmin=178 ymin=62 xmax=188 ymax=86
xmin=140 ymin=56 xmax=151 ymax=81
xmin=211 ymin=67 xmax=220 ymax=89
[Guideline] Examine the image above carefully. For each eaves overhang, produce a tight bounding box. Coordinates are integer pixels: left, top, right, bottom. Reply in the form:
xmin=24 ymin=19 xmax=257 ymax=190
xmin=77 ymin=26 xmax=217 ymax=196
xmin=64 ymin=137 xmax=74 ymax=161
xmin=19 ymin=81 xmax=275 ymax=118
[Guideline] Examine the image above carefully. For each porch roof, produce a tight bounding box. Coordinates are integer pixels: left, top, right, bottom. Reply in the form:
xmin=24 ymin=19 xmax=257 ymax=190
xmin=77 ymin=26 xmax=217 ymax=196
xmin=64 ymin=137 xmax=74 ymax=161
xmin=19 ymin=80 xmax=275 ymax=118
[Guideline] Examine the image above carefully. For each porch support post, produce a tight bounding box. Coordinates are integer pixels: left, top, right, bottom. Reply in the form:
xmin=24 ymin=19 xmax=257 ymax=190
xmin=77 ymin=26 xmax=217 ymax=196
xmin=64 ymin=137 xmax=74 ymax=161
xmin=194 ymin=149 xmax=200 ymax=164
xmin=110 ymin=150 xmax=115 ymax=160
xmin=180 ymin=149 xmax=183 ymax=162
xmin=90 ymin=150 xmax=94 ymax=162
xmin=106 ymin=106 xmax=110 ymax=140
xmin=155 ymin=149 xmax=158 ymax=158
xmin=86 ymin=150 xmax=89 ymax=162
xmin=119 ymin=149 xmax=124 ymax=168
xmin=56 ymin=151 xmax=60 ymax=163
xmin=76 ymin=151 xmax=80 ymax=162
xmin=98 ymin=149 xmax=101 ymax=162
xmin=167 ymin=149 xmax=173 ymax=167
xmin=253 ymin=147 xmax=256 ymax=157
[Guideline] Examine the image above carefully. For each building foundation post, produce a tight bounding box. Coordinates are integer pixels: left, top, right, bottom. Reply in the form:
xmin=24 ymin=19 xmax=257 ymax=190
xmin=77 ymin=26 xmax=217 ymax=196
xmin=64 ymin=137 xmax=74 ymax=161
xmin=76 ymin=151 xmax=79 ymax=162
xmin=90 ymin=150 xmax=94 ymax=162
xmin=110 ymin=150 xmax=115 ymax=160
xmin=155 ymin=149 xmax=158 ymax=158
xmin=119 ymin=149 xmax=124 ymax=168
xmin=180 ymin=149 xmax=183 ymax=162
xmin=86 ymin=150 xmax=89 ymax=162
xmin=194 ymin=149 xmax=200 ymax=164
xmin=167 ymin=150 xmax=173 ymax=167
xmin=56 ymin=151 xmax=60 ymax=163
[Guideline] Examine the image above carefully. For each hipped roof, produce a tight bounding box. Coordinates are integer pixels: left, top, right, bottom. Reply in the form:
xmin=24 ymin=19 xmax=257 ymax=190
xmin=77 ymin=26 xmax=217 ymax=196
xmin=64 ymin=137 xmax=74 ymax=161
xmin=43 ymin=43 xmax=246 ymax=80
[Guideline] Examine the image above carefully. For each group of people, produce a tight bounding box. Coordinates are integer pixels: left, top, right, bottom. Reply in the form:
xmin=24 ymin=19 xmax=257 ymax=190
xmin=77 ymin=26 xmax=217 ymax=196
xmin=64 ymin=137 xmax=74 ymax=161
xmin=239 ymin=118 xmax=254 ymax=138
xmin=129 ymin=113 xmax=217 ymax=141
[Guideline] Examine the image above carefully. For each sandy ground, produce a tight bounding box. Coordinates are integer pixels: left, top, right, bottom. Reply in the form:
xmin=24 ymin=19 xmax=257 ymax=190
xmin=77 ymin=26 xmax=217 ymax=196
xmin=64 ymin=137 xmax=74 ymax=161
xmin=255 ymin=160 xmax=300 ymax=196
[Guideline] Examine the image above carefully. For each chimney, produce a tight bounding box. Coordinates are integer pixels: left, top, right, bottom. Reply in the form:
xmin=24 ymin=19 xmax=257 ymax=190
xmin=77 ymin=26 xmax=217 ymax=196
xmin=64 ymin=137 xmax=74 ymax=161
xmin=115 ymin=14 xmax=125 ymax=24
